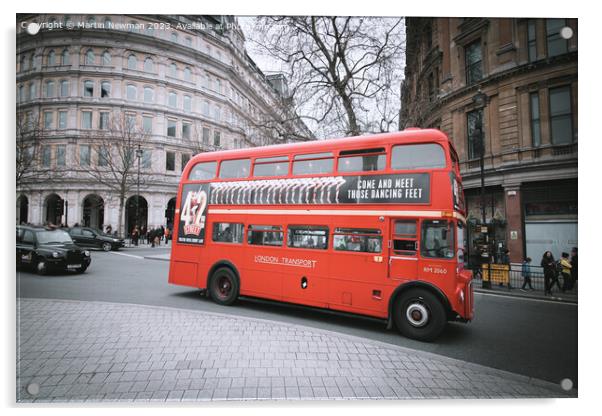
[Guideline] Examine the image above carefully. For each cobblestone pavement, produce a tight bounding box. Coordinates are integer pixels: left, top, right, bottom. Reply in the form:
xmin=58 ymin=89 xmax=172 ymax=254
xmin=16 ymin=298 xmax=576 ymax=403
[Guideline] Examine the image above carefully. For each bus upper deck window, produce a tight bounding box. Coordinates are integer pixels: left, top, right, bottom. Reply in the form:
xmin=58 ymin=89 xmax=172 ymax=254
xmin=420 ymin=220 xmax=455 ymax=259
xmin=219 ymin=159 xmax=251 ymax=179
xmin=253 ymin=155 xmax=290 ymax=177
xmin=338 ymin=148 xmax=386 ymax=173
xmin=391 ymin=143 xmax=446 ymax=170
xmin=292 ymin=152 xmax=333 ymax=175
xmin=188 ymin=161 xmax=217 ymax=180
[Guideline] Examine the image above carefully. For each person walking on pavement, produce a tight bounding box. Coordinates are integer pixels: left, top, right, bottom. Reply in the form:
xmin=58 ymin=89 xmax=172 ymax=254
xmin=570 ymin=247 xmax=578 ymax=290
xmin=560 ymin=252 xmax=573 ymax=292
xmin=541 ymin=251 xmax=556 ymax=296
xmin=520 ymin=257 xmax=534 ymax=291
xmin=131 ymin=225 xmax=139 ymax=246
xmin=149 ymin=227 xmax=156 ymax=247
xmin=105 ymin=224 xmax=112 ymax=235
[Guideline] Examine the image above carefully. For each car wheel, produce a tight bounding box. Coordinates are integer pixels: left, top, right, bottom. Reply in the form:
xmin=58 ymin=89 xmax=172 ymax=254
xmin=36 ymin=259 xmax=48 ymax=276
xmin=101 ymin=242 xmax=112 ymax=252
xmin=209 ymin=268 xmax=239 ymax=306
xmin=393 ymin=288 xmax=447 ymax=342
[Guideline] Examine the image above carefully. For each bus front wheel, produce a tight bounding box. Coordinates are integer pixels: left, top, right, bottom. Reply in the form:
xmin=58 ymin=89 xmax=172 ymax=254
xmin=209 ymin=268 xmax=239 ymax=306
xmin=393 ymin=288 xmax=446 ymax=342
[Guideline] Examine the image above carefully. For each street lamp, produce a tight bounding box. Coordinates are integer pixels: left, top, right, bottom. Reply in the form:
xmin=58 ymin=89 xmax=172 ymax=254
xmin=135 ymin=144 xmax=143 ymax=239
xmin=471 ymin=88 xmax=489 ymax=287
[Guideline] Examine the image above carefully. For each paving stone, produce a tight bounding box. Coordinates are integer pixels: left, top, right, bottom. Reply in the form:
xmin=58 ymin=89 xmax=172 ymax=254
xmin=16 ymin=299 xmax=574 ymax=403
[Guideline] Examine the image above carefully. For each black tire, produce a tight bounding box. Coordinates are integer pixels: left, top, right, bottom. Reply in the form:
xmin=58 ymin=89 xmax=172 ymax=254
xmin=35 ymin=258 xmax=48 ymax=276
xmin=208 ymin=267 xmax=239 ymax=306
xmin=392 ymin=288 xmax=447 ymax=342
xmin=76 ymin=265 xmax=88 ymax=273
xmin=101 ymin=242 xmax=112 ymax=252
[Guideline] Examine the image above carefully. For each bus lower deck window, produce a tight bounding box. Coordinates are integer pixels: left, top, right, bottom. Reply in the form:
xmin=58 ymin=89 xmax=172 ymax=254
xmin=287 ymin=226 xmax=328 ymax=250
xmin=248 ymin=225 xmax=283 ymax=246
xmin=212 ymin=222 xmax=244 ymax=243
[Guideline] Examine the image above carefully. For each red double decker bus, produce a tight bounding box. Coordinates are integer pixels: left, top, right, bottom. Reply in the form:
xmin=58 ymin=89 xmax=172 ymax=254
xmin=169 ymin=128 xmax=473 ymax=341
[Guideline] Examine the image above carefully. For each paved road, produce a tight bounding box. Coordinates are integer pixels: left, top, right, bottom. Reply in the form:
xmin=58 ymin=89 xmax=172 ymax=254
xmin=16 ymin=246 xmax=578 ymax=388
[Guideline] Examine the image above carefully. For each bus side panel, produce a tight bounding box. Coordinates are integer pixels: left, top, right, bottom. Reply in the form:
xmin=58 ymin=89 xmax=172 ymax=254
xmin=281 ymin=249 xmax=330 ymax=309
xmin=241 ymin=244 xmax=283 ymax=302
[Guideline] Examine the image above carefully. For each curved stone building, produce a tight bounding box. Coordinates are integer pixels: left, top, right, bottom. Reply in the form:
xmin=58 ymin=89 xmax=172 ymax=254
xmin=16 ymin=14 xmax=311 ymax=235
xmin=400 ymin=17 xmax=577 ymax=263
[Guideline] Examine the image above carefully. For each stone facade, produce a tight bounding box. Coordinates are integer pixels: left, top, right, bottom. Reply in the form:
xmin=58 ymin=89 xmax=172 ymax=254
xmin=401 ymin=18 xmax=577 ymax=263
xmin=16 ymin=14 xmax=312 ymax=235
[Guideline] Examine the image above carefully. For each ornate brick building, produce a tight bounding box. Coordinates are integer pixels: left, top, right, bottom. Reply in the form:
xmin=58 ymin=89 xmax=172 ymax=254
xmin=400 ymin=17 xmax=577 ymax=263
xmin=16 ymin=14 xmax=312 ymax=235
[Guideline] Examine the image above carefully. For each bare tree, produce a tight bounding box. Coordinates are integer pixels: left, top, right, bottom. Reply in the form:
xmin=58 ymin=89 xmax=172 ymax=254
xmin=249 ymin=16 xmax=405 ymax=138
xmin=16 ymin=109 xmax=50 ymax=190
xmin=84 ymin=113 xmax=149 ymax=236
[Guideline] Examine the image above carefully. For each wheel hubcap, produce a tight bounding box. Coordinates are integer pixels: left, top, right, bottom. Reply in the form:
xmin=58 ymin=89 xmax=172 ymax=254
xmin=217 ymin=277 xmax=232 ymax=298
xmin=406 ymin=302 xmax=429 ymax=327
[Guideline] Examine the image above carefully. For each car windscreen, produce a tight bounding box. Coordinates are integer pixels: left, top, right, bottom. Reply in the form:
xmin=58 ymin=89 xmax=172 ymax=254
xmin=36 ymin=230 xmax=74 ymax=244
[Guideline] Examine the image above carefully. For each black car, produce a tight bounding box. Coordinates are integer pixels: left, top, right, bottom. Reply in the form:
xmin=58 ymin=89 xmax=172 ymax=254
xmin=16 ymin=226 xmax=92 ymax=275
xmin=67 ymin=227 xmax=125 ymax=251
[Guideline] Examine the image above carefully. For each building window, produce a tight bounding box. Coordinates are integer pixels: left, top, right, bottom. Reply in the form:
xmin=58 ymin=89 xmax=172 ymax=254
xmin=126 ymin=114 xmax=136 ymax=130
xmin=213 ymin=105 xmax=221 ymax=121
xmin=530 ymin=92 xmax=541 ymax=147
xmin=202 ymin=127 xmax=210 ymax=144
xmin=85 ymin=49 xmax=95 ymax=65
xmin=202 ymin=100 xmax=210 ymax=116
xmin=183 ymin=95 xmax=192 ymax=112
xmin=56 ymin=145 xmax=66 ymax=166
xmin=29 ymin=83 xmax=37 ymax=100
xmin=167 ymin=119 xmax=177 ymax=137
xmin=127 ymin=84 xmax=137 ymax=101
xmin=549 ymin=86 xmax=573 ymax=145
xmin=213 ymin=131 xmax=221 ymax=147
xmin=80 ymin=145 xmax=90 ymax=166
xmin=428 ymin=73 xmax=435 ymax=101
xmin=143 ymin=116 xmax=153 ymax=134
xmin=84 ymin=80 xmax=94 ymax=97
xmin=61 ymin=49 xmax=70 ymax=65
xmin=168 ymin=91 xmax=177 ymax=108
xmin=171 ymin=32 xmax=178 ymax=43
xmin=465 ymin=40 xmax=483 ymax=85
xmin=185 ymin=37 xmax=192 ymax=47
xmin=466 ymin=109 xmax=483 ymax=159
xmin=141 ymin=149 xmax=152 ymax=169
xmin=101 ymin=81 xmax=111 ymax=98
xmin=181 ymin=153 xmax=190 ymax=172
xmin=43 ymin=111 xmax=53 ymax=129
xmin=216 ymin=79 xmax=222 ymax=94
xmin=166 ymin=151 xmax=175 ymax=171
xmin=170 ymin=62 xmax=178 ymax=78
xmin=18 ymin=85 xmax=24 ymax=102
xmin=546 ymin=18 xmax=568 ymax=58
xmin=99 ymin=112 xmax=109 ymax=130
xmin=127 ymin=54 xmax=137 ymax=70
xmin=60 ymin=80 xmax=69 ymax=97
xmin=98 ymin=146 xmax=109 ymax=167
xmin=20 ymin=55 xmax=28 ymax=71
xmin=182 ymin=122 xmax=191 ymax=139
xmin=41 ymin=145 xmax=51 ymax=167
xmin=143 ymin=87 xmax=154 ymax=103
xmin=184 ymin=67 xmax=192 ymax=82
xmin=102 ymin=51 xmax=111 ymax=65
xmin=58 ymin=111 xmax=67 ymax=129
xmin=144 ymin=57 xmax=154 ymax=72
xmin=48 ymin=50 xmax=56 ymax=66
xmin=81 ymin=111 xmax=92 ymax=129
xmin=527 ymin=19 xmax=537 ymax=62
xmin=45 ymin=81 xmax=55 ymax=98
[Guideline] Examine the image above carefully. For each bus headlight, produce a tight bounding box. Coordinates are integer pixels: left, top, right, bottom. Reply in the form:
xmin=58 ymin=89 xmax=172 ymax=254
xmin=52 ymin=252 xmax=61 ymax=258
xmin=84 ymin=250 xmax=91 ymax=257
xmin=459 ymin=290 xmax=465 ymax=304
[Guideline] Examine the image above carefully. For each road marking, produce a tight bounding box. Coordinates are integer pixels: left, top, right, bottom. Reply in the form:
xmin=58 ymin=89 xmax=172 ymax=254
xmin=108 ymin=252 xmax=145 ymax=260
xmin=476 ymin=291 xmax=577 ymax=306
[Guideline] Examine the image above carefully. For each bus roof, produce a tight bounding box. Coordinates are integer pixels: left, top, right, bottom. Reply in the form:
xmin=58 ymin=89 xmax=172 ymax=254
xmin=185 ymin=128 xmax=451 ymax=175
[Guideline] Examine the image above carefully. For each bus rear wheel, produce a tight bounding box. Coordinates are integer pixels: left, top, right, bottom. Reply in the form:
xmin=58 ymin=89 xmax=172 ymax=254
xmin=209 ymin=268 xmax=239 ymax=306
xmin=393 ymin=288 xmax=447 ymax=342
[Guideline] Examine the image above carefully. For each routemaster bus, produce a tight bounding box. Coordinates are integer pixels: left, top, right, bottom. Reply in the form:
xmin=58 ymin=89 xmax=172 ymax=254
xmin=169 ymin=128 xmax=473 ymax=341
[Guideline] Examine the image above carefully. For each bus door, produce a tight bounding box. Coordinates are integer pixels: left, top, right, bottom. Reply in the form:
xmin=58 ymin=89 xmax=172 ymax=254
xmin=418 ymin=219 xmax=455 ymax=288
xmin=388 ymin=219 xmax=419 ymax=281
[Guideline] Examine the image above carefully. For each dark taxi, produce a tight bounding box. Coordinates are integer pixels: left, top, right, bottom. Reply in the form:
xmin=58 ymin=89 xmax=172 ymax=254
xmin=68 ymin=226 xmax=125 ymax=251
xmin=16 ymin=225 xmax=92 ymax=274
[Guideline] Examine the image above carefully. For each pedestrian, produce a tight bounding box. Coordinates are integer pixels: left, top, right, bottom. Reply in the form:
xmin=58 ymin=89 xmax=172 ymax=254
xmin=520 ymin=257 xmax=534 ymax=291
xmin=132 ymin=225 xmax=139 ymax=246
xmin=159 ymin=225 xmax=165 ymax=242
xmin=541 ymin=251 xmax=556 ymax=296
xmin=105 ymin=224 xmax=112 ymax=235
xmin=164 ymin=226 xmax=171 ymax=244
xmin=149 ymin=227 xmax=156 ymax=247
xmin=140 ymin=225 xmax=147 ymax=244
xmin=560 ymin=252 xmax=573 ymax=292
xmin=570 ymin=247 xmax=578 ymax=290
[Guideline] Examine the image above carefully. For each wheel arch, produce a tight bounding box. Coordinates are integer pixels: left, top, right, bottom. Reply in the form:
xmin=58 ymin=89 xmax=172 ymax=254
xmin=387 ymin=281 xmax=453 ymax=328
